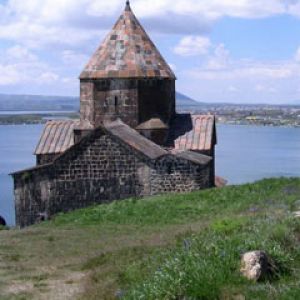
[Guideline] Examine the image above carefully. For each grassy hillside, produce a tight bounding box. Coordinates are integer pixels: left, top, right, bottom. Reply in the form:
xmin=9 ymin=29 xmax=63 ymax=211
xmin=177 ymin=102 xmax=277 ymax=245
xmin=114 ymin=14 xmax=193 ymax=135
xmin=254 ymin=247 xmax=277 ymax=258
xmin=0 ymin=178 xmax=300 ymax=299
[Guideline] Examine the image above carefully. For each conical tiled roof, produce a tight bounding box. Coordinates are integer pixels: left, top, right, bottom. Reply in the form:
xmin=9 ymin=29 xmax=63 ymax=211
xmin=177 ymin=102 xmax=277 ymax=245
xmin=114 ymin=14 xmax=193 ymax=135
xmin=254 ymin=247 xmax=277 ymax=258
xmin=80 ymin=1 xmax=176 ymax=80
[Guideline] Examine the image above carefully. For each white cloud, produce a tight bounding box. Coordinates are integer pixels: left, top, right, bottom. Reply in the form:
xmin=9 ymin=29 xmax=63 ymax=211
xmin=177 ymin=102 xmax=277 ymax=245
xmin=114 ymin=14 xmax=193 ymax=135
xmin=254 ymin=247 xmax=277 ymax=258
xmin=286 ymin=1 xmax=300 ymax=17
xmin=0 ymin=64 xmax=25 ymax=85
xmin=0 ymin=0 xmax=300 ymax=102
xmin=255 ymin=84 xmax=277 ymax=93
xmin=295 ymin=47 xmax=300 ymax=62
xmin=177 ymin=45 xmax=300 ymax=104
xmin=62 ymin=50 xmax=89 ymax=67
xmin=39 ymin=72 xmax=59 ymax=83
xmin=134 ymin=0 xmax=286 ymax=19
xmin=168 ymin=63 xmax=177 ymax=72
xmin=187 ymin=59 xmax=296 ymax=81
xmin=6 ymin=45 xmax=37 ymax=61
xmin=228 ymin=86 xmax=239 ymax=93
xmin=174 ymin=36 xmax=211 ymax=56
xmin=0 ymin=46 xmax=60 ymax=86
xmin=0 ymin=0 xmax=298 ymax=49
xmin=205 ymin=44 xmax=230 ymax=70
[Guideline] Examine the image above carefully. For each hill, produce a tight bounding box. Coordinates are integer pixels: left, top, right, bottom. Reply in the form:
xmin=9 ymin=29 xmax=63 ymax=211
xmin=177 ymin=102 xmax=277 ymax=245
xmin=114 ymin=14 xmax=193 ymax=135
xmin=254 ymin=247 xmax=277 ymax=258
xmin=0 ymin=92 xmax=202 ymax=112
xmin=0 ymin=94 xmax=79 ymax=111
xmin=176 ymin=92 xmax=203 ymax=108
xmin=0 ymin=178 xmax=299 ymax=299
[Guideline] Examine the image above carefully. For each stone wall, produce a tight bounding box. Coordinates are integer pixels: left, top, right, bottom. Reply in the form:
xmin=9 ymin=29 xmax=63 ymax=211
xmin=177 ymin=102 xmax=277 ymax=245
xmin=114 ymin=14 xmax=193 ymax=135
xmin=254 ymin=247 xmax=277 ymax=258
xmin=80 ymin=78 xmax=175 ymax=129
xmin=151 ymin=155 xmax=211 ymax=194
xmin=36 ymin=154 xmax=58 ymax=165
xmin=14 ymin=167 xmax=55 ymax=227
xmin=80 ymin=80 xmax=95 ymax=128
xmin=138 ymin=79 xmax=176 ymax=125
xmin=13 ymin=129 xmax=212 ymax=227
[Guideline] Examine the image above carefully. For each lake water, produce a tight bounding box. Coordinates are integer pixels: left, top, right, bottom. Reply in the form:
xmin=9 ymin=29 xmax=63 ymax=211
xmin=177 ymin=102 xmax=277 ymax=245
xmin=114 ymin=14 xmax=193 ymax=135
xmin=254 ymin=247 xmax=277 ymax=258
xmin=0 ymin=111 xmax=75 ymax=115
xmin=0 ymin=124 xmax=300 ymax=226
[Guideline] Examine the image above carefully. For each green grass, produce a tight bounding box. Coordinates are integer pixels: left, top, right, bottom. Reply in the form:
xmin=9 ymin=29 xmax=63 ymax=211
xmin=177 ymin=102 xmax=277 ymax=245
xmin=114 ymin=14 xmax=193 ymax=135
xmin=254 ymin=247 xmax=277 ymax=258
xmin=124 ymin=216 xmax=300 ymax=299
xmin=50 ymin=178 xmax=300 ymax=227
xmin=0 ymin=177 xmax=300 ymax=299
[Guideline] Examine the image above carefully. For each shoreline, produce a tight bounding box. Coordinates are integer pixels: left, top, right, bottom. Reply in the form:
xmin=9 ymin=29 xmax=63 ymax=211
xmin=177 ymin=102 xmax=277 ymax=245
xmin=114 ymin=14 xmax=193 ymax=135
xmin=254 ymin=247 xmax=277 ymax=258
xmin=1 ymin=118 xmax=300 ymax=128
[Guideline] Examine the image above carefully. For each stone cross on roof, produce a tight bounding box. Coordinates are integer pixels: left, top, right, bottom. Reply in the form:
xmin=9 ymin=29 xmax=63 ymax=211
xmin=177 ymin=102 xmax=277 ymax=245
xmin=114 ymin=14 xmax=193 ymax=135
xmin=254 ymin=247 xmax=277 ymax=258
xmin=125 ymin=1 xmax=131 ymax=11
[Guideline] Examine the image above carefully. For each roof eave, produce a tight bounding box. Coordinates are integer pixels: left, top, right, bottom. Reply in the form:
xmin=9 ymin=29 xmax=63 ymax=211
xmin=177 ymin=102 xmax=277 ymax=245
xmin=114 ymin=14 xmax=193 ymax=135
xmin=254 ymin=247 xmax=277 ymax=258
xmin=79 ymin=73 xmax=177 ymax=81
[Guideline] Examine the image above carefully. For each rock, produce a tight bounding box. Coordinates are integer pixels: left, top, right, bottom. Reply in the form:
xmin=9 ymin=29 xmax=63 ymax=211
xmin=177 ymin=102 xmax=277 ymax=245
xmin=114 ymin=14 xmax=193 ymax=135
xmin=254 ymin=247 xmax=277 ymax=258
xmin=294 ymin=200 xmax=300 ymax=208
xmin=0 ymin=215 xmax=6 ymax=226
xmin=240 ymin=251 xmax=276 ymax=281
xmin=293 ymin=211 xmax=300 ymax=218
xmin=215 ymin=176 xmax=228 ymax=188
xmin=37 ymin=212 xmax=48 ymax=223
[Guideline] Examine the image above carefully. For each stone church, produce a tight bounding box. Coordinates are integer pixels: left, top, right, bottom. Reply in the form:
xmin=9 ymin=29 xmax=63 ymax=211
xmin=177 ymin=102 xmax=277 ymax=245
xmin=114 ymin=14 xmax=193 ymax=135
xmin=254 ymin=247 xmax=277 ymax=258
xmin=12 ymin=1 xmax=217 ymax=227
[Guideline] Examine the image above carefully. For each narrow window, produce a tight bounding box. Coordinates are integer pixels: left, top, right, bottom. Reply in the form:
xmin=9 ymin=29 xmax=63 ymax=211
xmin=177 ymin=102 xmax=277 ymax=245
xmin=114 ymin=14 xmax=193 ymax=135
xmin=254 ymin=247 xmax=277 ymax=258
xmin=167 ymin=163 xmax=172 ymax=174
xmin=114 ymin=96 xmax=119 ymax=114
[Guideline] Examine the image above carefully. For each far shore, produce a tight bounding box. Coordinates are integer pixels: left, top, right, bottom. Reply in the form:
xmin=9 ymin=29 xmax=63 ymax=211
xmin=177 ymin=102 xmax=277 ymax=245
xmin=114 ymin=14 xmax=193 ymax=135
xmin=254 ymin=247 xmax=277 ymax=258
xmin=0 ymin=111 xmax=299 ymax=128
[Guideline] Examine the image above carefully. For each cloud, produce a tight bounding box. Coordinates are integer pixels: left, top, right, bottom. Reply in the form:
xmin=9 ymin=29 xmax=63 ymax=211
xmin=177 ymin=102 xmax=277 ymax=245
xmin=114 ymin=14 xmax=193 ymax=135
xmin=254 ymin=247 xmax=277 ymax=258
xmin=228 ymin=86 xmax=239 ymax=93
xmin=61 ymin=50 xmax=89 ymax=67
xmin=0 ymin=45 xmax=60 ymax=86
xmin=295 ymin=47 xmax=300 ymax=62
xmin=187 ymin=53 xmax=296 ymax=81
xmin=187 ymin=62 xmax=296 ymax=82
xmin=174 ymin=36 xmax=211 ymax=56
xmin=6 ymin=45 xmax=37 ymax=61
xmin=177 ymin=43 xmax=300 ymax=104
xmin=255 ymin=84 xmax=277 ymax=93
xmin=133 ymin=0 xmax=286 ymax=19
xmin=0 ymin=0 xmax=298 ymax=49
xmin=205 ymin=44 xmax=230 ymax=70
xmin=0 ymin=0 xmax=299 ymax=102
xmin=168 ymin=63 xmax=177 ymax=72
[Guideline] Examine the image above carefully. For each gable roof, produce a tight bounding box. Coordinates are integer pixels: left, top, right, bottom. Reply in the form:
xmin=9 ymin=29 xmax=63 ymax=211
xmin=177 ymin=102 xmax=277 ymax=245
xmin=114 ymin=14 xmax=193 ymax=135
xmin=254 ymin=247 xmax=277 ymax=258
xmin=14 ymin=118 xmax=213 ymax=175
xmin=35 ymin=120 xmax=80 ymax=155
xmin=175 ymin=151 xmax=212 ymax=165
xmin=104 ymin=119 xmax=168 ymax=159
xmin=167 ymin=114 xmax=216 ymax=151
xmin=80 ymin=2 xmax=175 ymax=80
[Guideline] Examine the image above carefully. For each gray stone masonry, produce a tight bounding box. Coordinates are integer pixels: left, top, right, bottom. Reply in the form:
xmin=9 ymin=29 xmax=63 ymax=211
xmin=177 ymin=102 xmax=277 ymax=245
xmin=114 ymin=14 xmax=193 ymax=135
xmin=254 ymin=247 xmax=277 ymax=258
xmin=13 ymin=128 xmax=212 ymax=227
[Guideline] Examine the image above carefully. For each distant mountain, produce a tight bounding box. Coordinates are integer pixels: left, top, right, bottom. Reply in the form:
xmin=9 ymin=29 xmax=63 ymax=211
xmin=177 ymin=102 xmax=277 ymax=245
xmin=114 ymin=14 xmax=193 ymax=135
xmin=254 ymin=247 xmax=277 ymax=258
xmin=0 ymin=92 xmax=202 ymax=111
xmin=176 ymin=92 xmax=203 ymax=107
xmin=0 ymin=94 xmax=79 ymax=111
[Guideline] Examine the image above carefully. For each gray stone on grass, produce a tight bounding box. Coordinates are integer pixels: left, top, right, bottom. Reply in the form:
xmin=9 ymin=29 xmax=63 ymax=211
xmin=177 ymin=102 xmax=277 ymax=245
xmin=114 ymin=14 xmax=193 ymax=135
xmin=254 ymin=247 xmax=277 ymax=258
xmin=240 ymin=251 xmax=276 ymax=281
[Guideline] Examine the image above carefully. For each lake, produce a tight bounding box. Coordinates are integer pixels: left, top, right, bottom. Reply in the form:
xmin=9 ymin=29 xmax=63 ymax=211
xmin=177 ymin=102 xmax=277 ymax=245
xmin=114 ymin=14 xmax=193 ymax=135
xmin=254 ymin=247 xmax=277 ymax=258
xmin=0 ymin=111 xmax=75 ymax=115
xmin=1 ymin=124 xmax=300 ymax=226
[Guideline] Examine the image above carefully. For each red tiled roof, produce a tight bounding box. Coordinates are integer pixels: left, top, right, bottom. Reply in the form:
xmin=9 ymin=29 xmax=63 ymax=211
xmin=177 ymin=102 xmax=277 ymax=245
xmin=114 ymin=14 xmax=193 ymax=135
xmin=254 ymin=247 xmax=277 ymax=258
xmin=35 ymin=120 xmax=80 ymax=155
xmin=168 ymin=114 xmax=216 ymax=151
xmin=80 ymin=2 xmax=175 ymax=80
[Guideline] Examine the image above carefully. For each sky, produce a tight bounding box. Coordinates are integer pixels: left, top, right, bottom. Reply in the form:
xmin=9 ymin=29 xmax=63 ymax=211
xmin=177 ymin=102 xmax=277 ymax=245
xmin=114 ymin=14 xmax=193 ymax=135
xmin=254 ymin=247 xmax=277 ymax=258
xmin=0 ymin=0 xmax=300 ymax=104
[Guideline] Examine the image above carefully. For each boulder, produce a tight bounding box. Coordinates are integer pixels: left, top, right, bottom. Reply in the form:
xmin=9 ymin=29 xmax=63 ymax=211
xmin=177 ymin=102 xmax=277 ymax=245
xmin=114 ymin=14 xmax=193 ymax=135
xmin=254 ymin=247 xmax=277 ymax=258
xmin=215 ymin=176 xmax=228 ymax=188
xmin=240 ymin=251 xmax=276 ymax=281
xmin=0 ymin=215 xmax=6 ymax=226
xmin=293 ymin=211 xmax=300 ymax=218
